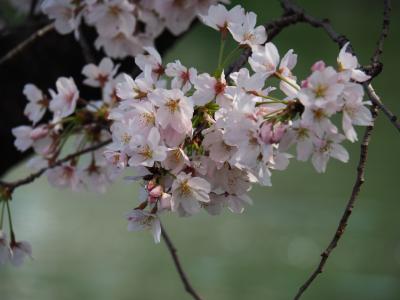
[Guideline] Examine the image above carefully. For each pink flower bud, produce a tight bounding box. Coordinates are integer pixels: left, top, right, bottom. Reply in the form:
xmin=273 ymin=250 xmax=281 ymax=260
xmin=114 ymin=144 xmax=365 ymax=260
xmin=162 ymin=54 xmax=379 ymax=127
xmin=146 ymin=180 xmax=157 ymax=192
xmin=311 ymin=60 xmax=326 ymax=72
xmin=260 ymin=122 xmax=287 ymax=144
xmin=149 ymin=185 xmax=163 ymax=198
xmin=159 ymin=193 xmax=172 ymax=210
xmin=301 ymin=79 xmax=309 ymax=88
xmin=29 ymin=126 xmax=48 ymax=140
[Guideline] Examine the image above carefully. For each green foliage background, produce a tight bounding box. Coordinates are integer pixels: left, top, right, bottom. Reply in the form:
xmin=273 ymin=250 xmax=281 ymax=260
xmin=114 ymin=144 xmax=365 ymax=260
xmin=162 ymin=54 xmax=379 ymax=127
xmin=1 ymin=1 xmax=400 ymax=299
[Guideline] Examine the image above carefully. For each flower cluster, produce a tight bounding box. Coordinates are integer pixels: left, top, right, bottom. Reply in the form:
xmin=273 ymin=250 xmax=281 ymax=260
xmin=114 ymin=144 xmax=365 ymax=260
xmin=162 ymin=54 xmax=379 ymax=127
xmin=7 ymin=3 xmax=373 ymax=253
xmin=42 ymin=0 xmax=226 ymax=58
xmin=12 ymin=57 xmax=120 ymax=193
xmin=106 ymin=5 xmax=372 ymax=242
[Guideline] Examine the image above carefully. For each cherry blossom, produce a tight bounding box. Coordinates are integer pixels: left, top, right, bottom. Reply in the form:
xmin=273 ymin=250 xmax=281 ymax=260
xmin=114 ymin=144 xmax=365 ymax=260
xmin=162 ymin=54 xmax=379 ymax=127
xmin=9 ymin=241 xmax=33 ymax=267
xmin=126 ymin=210 xmax=161 ymax=243
xmin=9 ymin=3 xmax=376 ymax=247
xmin=82 ymin=57 xmax=119 ymax=88
xmin=230 ymin=11 xmax=267 ymax=46
xmin=171 ymin=173 xmax=211 ymax=215
xmin=49 ymin=77 xmax=79 ymax=118
xmin=23 ymin=84 xmax=48 ymax=125
xmin=128 ymin=128 xmax=168 ymax=167
xmin=0 ymin=231 xmax=10 ymax=265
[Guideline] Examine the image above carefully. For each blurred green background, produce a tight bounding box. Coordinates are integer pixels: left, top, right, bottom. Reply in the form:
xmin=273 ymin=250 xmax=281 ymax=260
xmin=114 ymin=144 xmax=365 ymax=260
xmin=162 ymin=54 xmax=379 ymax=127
xmin=1 ymin=1 xmax=400 ymax=299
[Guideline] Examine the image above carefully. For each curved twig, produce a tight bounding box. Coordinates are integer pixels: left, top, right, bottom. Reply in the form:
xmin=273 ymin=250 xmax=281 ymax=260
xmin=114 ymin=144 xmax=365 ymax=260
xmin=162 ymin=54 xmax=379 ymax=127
xmin=161 ymin=223 xmax=203 ymax=300
xmin=294 ymin=100 xmax=378 ymax=300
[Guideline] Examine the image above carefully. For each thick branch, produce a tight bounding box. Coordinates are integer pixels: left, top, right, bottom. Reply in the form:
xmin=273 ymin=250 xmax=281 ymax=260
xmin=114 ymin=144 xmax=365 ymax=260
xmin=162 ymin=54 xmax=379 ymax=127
xmin=161 ymin=223 xmax=203 ymax=300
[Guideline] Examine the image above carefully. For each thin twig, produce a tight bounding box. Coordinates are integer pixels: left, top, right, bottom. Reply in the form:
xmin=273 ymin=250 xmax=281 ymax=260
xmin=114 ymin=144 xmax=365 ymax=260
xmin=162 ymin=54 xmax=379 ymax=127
xmin=29 ymin=0 xmax=39 ymax=18
xmin=0 ymin=139 xmax=111 ymax=194
xmin=0 ymin=23 xmax=54 ymax=67
xmin=372 ymin=0 xmax=391 ymax=65
xmin=78 ymin=26 xmax=96 ymax=64
xmin=293 ymin=100 xmax=378 ymax=300
xmin=161 ymin=223 xmax=203 ymax=300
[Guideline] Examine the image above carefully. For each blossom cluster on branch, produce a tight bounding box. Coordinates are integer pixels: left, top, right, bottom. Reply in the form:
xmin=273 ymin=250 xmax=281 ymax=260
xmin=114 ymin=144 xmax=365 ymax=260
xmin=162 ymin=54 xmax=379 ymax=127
xmin=1 ymin=3 xmax=373 ymax=266
xmin=42 ymin=0 xmax=226 ymax=58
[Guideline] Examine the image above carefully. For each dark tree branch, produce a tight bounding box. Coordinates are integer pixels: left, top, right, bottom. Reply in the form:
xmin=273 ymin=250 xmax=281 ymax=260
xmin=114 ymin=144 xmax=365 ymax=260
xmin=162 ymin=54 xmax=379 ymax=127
xmin=29 ymin=0 xmax=39 ymax=18
xmin=161 ymin=223 xmax=203 ymax=300
xmin=281 ymin=0 xmax=392 ymax=298
xmin=0 ymin=23 xmax=54 ymax=66
xmin=0 ymin=139 xmax=111 ymax=196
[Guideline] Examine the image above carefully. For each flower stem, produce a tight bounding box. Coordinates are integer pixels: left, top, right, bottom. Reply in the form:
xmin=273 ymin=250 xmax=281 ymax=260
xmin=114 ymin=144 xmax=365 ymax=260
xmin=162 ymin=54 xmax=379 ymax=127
xmin=217 ymin=38 xmax=226 ymax=70
xmin=6 ymin=200 xmax=15 ymax=242
xmin=0 ymin=201 xmax=5 ymax=230
xmin=221 ymin=46 xmax=241 ymax=69
xmin=274 ymin=72 xmax=300 ymax=91
xmin=256 ymin=94 xmax=289 ymax=104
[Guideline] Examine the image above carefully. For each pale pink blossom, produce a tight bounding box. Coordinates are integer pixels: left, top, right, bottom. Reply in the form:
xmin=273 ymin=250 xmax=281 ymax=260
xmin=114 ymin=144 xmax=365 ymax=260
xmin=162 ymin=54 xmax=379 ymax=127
xmin=201 ymin=4 xmax=245 ymax=34
xmin=86 ymin=0 xmax=136 ymax=37
xmin=165 ymin=60 xmax=197 ymax=92
xmin=42 ymin=0 xmax=82 ymax=36
xmin=148 ymin=89 xmax=193 ymax=134
xmin=0 ymin=231 xmax=11 ymax=265
xmin=47 ymin=165 xmax=84 ymax=191
xmin=128 ymin=128 xmax=168 ymax=167
xmin=82 ymin=57 xmax=119 ymax=87
xmin=341 ymin=83 xmax=373 ymax=142
xmin=10 ymin=240 xmax=32 ymax=267
xmin=192 ymin=72 xmax=228 ymax=106
xmin=126 ymin=210 xmax=161 ymax=243
xmin=229 ymin=11 xmax=266 ymax=46
xmin=171 ymin=173 xmax=211 ymax=215
xmin=162 ymin=148 xmax=190 ymax=174
xmin=23 ymin=84 xmax=47 ymax=125
xmin=337 ymin=42 xmax=370 ymax=82
xmin=49 ymin=77 xmax=79 ymax=118
xmin=311 ymin=133 xmax=349 ymax=173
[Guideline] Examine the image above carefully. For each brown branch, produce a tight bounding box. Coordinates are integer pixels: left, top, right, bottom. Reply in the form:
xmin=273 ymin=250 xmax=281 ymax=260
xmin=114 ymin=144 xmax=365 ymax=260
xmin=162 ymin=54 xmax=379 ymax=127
xmin=294 ymin=100 xmax=378 ymax=300
xmin=0 ymin=23 xmax=54 ymax=67
xmin=280 ymin=0 xmax=399 ymax=133
xmin=372 ymin=0 xmax=391 ymax=65
xmin=161 ymin=223 xmax=203 ymax=300
xmin=279 ymin=0 xmax=392 ymax=298
xmin=0 ymin=139 xmax=111 ymax=195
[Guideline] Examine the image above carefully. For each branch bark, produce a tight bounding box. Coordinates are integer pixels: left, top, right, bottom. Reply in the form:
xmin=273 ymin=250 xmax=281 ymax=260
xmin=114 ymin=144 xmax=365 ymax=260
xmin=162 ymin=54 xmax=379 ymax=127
xmin=161 ymin=223 xmax=203 ymax=300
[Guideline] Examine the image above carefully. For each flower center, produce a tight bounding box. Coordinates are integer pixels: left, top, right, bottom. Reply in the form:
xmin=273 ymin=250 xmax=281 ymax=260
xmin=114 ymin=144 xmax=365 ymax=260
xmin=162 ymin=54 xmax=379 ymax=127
xmin=314 ymin=84 xmax=328 ymax=98
xmin=166 ymin=99 xmax=180 ymax=113
xmin=121 ymin=132 xmax=131 ymax=145
xmin=179 ymin=180 xmax=192 ymax=196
